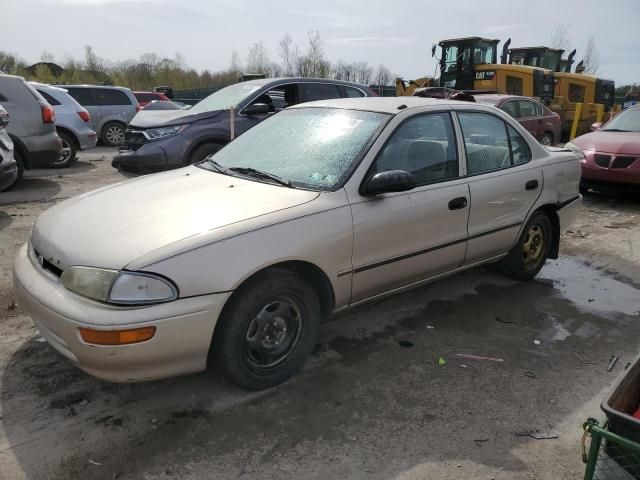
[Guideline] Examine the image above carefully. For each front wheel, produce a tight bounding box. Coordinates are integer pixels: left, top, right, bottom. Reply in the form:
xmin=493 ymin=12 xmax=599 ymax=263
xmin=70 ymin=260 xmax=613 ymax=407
xmin=211 ymin=269 xmax=321 ymax=390
xmin=539 ymin=132 xmax=554 ymax=146
xmin=499 ymin=212 xmax=552 ymax=280
xmin=188 ymin=143 xmax=222 ymax=164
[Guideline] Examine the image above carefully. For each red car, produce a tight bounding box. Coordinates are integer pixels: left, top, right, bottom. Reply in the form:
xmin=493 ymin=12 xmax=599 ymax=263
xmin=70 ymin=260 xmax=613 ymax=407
xmin=568 ymin=106 xmax=640 ymax=190
xmin=474 ymin=94 xmax=562 ymax=146
xmin=133 ymin=91 xmax=170 ymax=107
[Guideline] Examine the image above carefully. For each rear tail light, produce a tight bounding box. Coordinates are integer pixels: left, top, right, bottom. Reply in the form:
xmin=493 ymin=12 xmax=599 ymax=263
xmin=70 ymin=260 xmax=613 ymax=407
xmin=40 ymin=102 xmax=55 ymax=123
xmin=77 ymin=110 xmax=90 ymax=122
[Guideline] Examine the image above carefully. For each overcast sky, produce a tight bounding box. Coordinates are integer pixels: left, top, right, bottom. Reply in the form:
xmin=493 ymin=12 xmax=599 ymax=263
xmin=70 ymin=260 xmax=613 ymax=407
xmin=4 ymin=0 xmax=640 ymax=85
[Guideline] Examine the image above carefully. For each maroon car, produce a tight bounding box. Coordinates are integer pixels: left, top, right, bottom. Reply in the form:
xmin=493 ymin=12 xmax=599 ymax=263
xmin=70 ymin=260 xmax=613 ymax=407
xmin=569 ymin=106 xmax=640 ymax=190
xmin=474 ymin=94 xmax=562 ymax=146
xmin=133 ymin=91 xmax=170 ymax=108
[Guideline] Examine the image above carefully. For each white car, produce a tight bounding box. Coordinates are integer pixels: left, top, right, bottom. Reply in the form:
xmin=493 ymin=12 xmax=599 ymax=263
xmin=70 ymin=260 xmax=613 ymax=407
xmin=14 ymin=97 xmax=582 ymax=390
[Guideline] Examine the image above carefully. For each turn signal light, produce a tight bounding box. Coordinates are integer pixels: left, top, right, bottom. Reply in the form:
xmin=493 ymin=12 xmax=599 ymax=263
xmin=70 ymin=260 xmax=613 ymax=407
xmin=79 ymin=326 xmax=156 ymax=345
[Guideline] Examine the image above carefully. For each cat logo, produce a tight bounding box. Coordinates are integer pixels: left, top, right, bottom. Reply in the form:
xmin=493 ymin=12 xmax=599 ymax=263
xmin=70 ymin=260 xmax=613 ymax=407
xmin=475 ymin=71 xmax=496 ymax=81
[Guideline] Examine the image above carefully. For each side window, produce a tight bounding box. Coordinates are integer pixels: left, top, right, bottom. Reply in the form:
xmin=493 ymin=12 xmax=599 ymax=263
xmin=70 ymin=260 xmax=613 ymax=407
xmin=66 ymin=88 xmax=97 ymax=106
xmin=534 ymin=102 xmax=543 ymax=116
xmin=500 ymin=101 xmax=518 ymax=118
xmin=37 ymin=90 xmax=61 ymax=106
xmin=506 ymin=76 xmax=524 ymax=96
xmin=518 ymin=100 xmax=537 ymax=118
xmin=569 ymin=83 xmax=585 ymax=103
xmin=298 ymin=83 xmax=341 ymax=102
xmin=344 ymin=87 xmax=365 ymax=98
xmin=370 ymin=112 xmax=459 ymax=186
xmin=458 ymin=112 xmax=511 ymax=175
xmin=507 ymin=125 xmax=532 ymax=165
xmin=97 ymin=89 xmax=132 ymax=106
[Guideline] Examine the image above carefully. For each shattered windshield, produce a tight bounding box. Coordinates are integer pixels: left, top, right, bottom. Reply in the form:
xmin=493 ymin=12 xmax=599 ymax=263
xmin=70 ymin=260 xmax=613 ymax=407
xmin=200 ymin=108 xmax=389 ymax=190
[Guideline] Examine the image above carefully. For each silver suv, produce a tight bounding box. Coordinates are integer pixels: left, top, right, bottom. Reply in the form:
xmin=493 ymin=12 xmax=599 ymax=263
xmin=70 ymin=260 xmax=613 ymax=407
xmin=59 ymin=85 xmax=139 ymax=146
xmin=0 ymin=74 xmax=63 ymax=181
xmin=32 ymin=83 xmax=97 ymax=166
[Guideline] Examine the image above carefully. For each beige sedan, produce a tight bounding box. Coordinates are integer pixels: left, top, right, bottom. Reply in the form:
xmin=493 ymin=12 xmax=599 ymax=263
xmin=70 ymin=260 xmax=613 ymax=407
xmin=14 ymin=97 xmax=582 ymax=390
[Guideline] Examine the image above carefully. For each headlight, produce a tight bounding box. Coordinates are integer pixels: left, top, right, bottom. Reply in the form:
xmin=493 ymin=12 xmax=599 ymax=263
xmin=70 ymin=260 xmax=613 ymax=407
xmin=143 ymin=125 xmax=187 ymax=141
xmin=61 ymin=267 xmax=178 ymax=305
xmin=564 ymin=142 xmax=585 ymax=160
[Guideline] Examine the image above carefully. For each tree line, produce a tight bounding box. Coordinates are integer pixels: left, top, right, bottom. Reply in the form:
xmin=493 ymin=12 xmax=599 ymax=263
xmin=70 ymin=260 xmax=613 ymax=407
xmin=0 ymin=31 xmax=396 ymax=92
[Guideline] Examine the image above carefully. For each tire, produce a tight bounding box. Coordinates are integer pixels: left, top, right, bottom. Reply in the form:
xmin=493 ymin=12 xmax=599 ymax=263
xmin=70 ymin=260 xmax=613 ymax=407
xmin=7 ymin=149 xmax=25 ymax=190
xmin=211 ymin=269 xmax=321 ymax=390
xmin=188 ymin=143 xmax=222 ymax=164
xmin=54 ymin=131 xmax=77 ymax=168
xmin=539 ymin=132 xmax=554 ymax=146
xmin=101 ymin=122 xmax=125 ymax=147
xmin=499 ymin=212 xmax=552 ymax=281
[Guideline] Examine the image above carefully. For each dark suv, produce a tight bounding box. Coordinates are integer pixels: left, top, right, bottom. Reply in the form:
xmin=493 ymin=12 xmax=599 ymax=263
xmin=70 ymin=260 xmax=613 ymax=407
xmin=112 ymin=78 xmax=376 ymax=173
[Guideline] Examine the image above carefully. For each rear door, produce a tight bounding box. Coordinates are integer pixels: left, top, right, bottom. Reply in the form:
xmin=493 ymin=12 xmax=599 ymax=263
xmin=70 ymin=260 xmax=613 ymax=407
xmin=456 ymin=110 xmax=542 ymax=264
xmin=96 ymin=89 xmax=135 ymax=125
xmin=66 ymin=88 xmax=101 ymax=132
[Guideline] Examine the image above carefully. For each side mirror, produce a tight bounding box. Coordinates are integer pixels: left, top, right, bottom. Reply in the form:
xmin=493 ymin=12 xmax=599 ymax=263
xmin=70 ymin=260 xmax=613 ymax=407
xmin=431 ymin=45 xmax=437 ymax=57
xmin=243 ymin=103 xmax=270 ymax=116
xmin=0 ymin=110 xmax=9 ymax=129
xmin=362 ymin=170 xmax=415 ymax=196
xmin=591 ymin=122 xmax=603 ymax=132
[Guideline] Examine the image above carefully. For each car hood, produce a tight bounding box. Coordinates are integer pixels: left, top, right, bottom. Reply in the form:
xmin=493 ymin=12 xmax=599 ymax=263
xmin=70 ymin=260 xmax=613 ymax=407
xmin=129 ymin=108 xmax=225 ymax=128
xmin=572 ymin=131 xmax=640 ymax=155
xmin=31 ymin=167 xmax=319 ymax=271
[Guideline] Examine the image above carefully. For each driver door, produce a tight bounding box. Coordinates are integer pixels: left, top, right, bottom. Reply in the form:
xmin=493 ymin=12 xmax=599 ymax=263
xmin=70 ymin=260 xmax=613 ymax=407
xmin=349 ymin=112 xmax=470 ymax=303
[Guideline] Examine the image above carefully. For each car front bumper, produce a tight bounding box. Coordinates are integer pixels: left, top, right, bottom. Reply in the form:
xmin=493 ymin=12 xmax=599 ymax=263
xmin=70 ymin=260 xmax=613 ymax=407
xmin=13 ymin=242 xmax=231 ymax=383
xmin=112 ymin=135 xmax=186 ymax=174
xmin=581 ymin=152 xmax=640 ymax=186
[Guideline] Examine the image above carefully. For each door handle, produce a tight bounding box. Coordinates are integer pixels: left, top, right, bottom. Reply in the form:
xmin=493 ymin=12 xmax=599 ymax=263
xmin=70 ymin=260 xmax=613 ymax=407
xmin=448 ymin=197 xmax=468 ymax=210
xmin=525 ymin=180 xmax=539 ymax=191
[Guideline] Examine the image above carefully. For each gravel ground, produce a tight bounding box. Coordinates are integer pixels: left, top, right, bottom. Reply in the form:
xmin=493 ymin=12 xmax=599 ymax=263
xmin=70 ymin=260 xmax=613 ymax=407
xmin=0 ymin=147 xmax=639 ymax=480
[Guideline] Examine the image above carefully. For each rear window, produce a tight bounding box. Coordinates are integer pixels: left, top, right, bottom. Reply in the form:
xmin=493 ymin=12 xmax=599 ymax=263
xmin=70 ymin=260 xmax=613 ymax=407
xmin=135 ymin=93 xmax=159 ymax=102
xmin=66 ymin=88 xmax=97 ymax=106
xmin=97 ymin=89 xmax=132 ymax=106
xmin=37 ymin=89 xmax=62 ymax=106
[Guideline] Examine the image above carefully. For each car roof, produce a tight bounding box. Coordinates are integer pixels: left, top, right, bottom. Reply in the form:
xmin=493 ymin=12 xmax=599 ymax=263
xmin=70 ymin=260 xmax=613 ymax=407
xmin=289 ymin=96 xmax=479 ymax=114
xmin=29 ymin=82 xmax=69 ymax=93
xmin=55 ymin=84 xmax=132 ymax=92
xmin=238 ymin=77 xmax=371 ymax=89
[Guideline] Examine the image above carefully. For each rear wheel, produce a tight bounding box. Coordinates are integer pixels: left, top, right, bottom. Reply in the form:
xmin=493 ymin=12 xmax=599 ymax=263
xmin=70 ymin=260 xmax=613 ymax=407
xmin=499 ymin=212 xmax=552 ymax=280
xmin=188 ymin=143 xmax=222 ymax=164
xmin=101 ymin=122 xmax=125 ymax=147
xmin=54 ymin=131 xmax=77 ymax=168
xmin=539 ymin=132 xmax=554 ymax=146
xmin=7 ymin=149 xmax=24 ymax=190
xmin=211 ymin=269 xmax=321 ymax=390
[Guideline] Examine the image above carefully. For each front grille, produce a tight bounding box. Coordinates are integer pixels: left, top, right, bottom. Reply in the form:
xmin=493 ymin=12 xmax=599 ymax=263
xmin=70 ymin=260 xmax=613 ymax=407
xmin=123 ymin=129 xmax=147 ymax=151
xmin=33 ymin=248 xmax=63 ymax=278
xmin=594 ymin=154 xmax=611 ymax=168
xmin=611 ymin=156 xmax=637 ymax=169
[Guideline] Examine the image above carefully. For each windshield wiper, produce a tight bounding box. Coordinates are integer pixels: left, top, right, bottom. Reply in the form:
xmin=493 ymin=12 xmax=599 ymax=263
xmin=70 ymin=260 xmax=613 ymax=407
xmin=602 ymin=128 xmax=630 ymax=132
xmin=228 ymin=167 xmax=293 ymax=188
xmin=205 ymin=159 xmax=230 ymax=174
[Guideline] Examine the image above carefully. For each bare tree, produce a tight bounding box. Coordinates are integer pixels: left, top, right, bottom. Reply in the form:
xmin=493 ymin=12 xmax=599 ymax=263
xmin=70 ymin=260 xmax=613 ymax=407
xmin=229 ymin=50 xmax=242 ymax=74
xmin=40 ymin=51 xmax=55 ymax=63
xmin=278 ymin=34 xmax=298 ymax=76
xmin=306 ymin=30 xmax=328 ymax=77
xmin=0 ymin=51 xmax=26 ymax=74
xmin=84 ymin=45 xmax=105 ymax=74
xmin=246 ymin=41 xmax=270 ymax=74
xmin=550 ymin=23 xmax=571 ymax=53
xmin=374 ymin=64 xmax=393 ymax=87
xmin=582 ymin=36 xmax=600 ymax=74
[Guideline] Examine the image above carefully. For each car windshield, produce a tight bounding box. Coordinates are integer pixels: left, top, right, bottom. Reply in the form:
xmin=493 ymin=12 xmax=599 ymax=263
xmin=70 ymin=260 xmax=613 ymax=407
xmin=190 ymin=82 xmax=262 ymax=113
xmin=200 ymin=108 xmax=389 ymax=190
xmin=602 ymin=108 xmax=640 ymax=132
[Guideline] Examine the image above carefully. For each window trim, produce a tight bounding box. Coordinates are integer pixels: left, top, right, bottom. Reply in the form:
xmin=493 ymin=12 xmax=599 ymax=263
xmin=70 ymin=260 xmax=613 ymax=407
xmin=359 ymin=110 xmax=462 ymax=191
xmin=452 ymin=110 xmax=533 ymax=178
